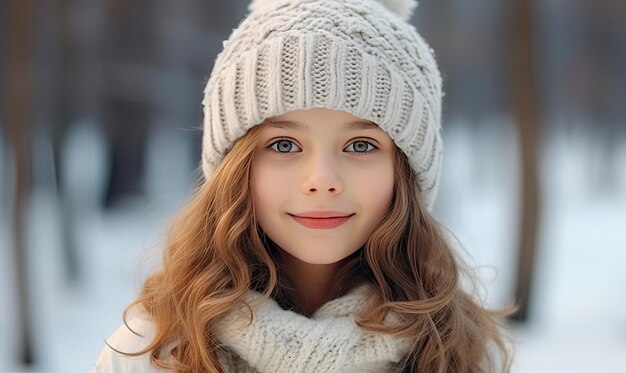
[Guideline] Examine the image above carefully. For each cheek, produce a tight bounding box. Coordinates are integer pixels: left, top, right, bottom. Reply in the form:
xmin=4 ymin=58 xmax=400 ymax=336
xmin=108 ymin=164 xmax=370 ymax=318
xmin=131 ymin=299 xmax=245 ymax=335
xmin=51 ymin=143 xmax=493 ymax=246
xmin=252 ymin=163 xmax=285 ymax=194
xmin=251 ymin=163 xmax=271 ymax=208
xmin=361 ymin=159 xmax=394 ymax=188
xmin=251 ymin=161 xmax=292 ymax=216
xmin=358 ymin=163 xmax=395 ymax=215
xmin=375 ymin=183 xmax=395 ymax=217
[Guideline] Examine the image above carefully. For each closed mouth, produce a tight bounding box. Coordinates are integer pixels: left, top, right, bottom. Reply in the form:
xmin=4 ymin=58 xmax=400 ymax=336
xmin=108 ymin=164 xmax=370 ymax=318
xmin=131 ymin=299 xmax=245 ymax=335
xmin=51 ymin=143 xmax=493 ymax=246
xmin=289 ymin=213 xmax=354 ymax=229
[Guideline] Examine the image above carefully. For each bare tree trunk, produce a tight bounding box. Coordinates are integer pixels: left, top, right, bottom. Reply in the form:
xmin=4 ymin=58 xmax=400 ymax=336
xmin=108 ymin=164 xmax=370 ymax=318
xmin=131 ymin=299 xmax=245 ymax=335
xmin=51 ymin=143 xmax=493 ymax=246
xmin=509 ymin=0 xmax=541 ymax=323
xmin=2 ymin=0 xmax=36 ymax=365
xmin=51 ymin=0 xmax=82 ymax=284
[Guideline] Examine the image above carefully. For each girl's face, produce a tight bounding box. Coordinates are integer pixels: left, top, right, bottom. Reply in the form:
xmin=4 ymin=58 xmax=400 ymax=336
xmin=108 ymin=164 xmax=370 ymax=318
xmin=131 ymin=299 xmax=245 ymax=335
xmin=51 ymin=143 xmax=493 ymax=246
xmin=251 ymin=108 xmax=395 ymax=265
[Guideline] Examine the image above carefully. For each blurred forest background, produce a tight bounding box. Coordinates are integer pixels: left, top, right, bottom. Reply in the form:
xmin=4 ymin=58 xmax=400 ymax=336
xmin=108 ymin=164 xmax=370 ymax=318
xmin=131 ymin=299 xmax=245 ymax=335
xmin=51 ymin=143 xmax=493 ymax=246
xmin=1 ymin=0 xmax=625 ymax=372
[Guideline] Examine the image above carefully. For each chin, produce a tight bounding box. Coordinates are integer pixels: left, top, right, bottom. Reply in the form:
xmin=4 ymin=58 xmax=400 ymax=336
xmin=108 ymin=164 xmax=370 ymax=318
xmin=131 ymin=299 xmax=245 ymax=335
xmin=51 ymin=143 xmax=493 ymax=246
xmin=296 ymin=256 xmax=350 ymax=265
xmin=286 ymin=248 xmax=359 ymax=266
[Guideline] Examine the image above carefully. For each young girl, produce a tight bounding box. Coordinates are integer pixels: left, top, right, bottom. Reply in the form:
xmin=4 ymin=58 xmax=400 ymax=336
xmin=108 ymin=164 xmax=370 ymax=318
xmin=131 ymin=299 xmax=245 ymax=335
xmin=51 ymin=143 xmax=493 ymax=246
xmin=94 ymin=0 xmax=512 ymax=372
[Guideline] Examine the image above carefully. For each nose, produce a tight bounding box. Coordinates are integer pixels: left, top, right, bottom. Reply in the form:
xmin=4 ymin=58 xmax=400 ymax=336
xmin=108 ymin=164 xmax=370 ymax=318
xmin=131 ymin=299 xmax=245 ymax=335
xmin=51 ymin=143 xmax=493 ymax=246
xmin=301 ymin=156 xmax=343 ymax=195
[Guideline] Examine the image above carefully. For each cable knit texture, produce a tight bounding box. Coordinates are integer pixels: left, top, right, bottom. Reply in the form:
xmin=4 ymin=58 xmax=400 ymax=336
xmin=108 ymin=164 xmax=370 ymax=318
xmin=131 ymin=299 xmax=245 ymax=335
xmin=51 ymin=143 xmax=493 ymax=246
xmin=214 ymin=284 xmax=411 ymax=372
xmin=94 ymin=285 xmax=410 ymax=372
xmin=201 ymin=0 xmax=444 ymax=211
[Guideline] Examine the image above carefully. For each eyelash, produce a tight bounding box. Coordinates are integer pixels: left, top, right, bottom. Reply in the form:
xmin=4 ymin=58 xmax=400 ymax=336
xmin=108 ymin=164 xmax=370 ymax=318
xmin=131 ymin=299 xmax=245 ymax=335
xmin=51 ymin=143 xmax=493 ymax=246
xmin=268 ymin=138 xmax=302 ymax=154
xmin=267 ymin=138 xmax=378 ymax=155
xmin=345 ymin=140 xmax=377 ymax=155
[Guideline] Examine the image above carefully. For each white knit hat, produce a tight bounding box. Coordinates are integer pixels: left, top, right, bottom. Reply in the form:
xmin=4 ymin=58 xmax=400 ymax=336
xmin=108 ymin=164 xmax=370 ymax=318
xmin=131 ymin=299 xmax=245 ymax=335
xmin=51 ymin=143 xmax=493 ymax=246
xmin=202 ymin=0 xmax=443 ymax=211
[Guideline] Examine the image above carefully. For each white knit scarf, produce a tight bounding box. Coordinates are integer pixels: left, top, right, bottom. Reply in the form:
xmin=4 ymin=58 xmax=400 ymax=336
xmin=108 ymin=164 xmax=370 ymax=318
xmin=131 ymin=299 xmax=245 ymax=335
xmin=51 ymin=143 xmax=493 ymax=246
xmin=215 ymin=284 xmax=411 ymax=372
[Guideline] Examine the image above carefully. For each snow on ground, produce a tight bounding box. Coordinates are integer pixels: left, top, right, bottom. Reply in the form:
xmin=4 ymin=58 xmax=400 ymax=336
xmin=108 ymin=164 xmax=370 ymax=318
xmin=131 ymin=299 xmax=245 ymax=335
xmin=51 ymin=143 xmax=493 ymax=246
xmin=1 ymin=120 xmax=625 ymax=372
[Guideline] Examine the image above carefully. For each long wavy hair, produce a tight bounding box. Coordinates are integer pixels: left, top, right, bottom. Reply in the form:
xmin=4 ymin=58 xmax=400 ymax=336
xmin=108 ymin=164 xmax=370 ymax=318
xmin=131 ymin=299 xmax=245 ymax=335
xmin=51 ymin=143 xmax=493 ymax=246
xmin=120 ymin=122 xmax=513 ymax=372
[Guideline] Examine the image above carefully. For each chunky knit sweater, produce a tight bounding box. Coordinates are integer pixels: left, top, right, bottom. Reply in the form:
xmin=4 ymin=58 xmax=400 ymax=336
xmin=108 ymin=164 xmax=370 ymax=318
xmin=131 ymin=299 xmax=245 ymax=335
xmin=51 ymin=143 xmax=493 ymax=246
xmin=93 ymin=285 xmax=410 ymax=372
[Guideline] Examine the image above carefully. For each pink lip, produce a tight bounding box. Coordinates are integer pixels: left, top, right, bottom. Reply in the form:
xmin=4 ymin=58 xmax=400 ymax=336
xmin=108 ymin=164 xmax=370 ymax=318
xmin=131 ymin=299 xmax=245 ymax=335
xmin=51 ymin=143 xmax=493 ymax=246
xmin=289 ymin=211 xmax=354 ymax=229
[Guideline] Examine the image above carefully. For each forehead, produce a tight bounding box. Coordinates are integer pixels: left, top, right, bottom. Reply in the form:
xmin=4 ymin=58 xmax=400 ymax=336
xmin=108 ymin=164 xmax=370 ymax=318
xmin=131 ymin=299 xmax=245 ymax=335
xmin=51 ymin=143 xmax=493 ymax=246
xmin=263 ymin=108 xmax=383 ymax=132
xmin=264 ymin=119 xmax=382 ymax=132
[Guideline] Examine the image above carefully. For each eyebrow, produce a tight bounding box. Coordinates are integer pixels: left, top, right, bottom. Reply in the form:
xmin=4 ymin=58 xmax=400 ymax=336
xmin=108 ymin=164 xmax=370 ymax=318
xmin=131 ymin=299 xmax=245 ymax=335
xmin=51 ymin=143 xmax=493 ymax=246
xmin=264 ymin=119 xmax=383 ymax=132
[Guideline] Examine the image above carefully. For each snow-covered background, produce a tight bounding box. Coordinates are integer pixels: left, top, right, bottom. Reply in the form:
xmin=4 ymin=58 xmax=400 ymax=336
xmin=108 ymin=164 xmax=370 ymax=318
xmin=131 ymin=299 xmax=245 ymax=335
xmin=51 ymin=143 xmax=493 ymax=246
xmin=1 ymin=115 xmax=625 ymax=372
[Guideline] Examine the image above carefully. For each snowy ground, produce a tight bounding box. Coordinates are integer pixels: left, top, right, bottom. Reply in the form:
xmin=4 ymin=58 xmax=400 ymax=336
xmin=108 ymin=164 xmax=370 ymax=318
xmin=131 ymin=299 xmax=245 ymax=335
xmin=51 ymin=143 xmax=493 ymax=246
xmin=1 ymin=118 xmax=625 ymax=372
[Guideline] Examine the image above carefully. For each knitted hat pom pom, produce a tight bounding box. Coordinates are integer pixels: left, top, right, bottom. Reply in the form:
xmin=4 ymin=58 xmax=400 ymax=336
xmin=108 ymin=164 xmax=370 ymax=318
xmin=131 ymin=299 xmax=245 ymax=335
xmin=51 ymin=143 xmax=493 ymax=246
xmin=249 ymin=0 xmax=418 ymax=22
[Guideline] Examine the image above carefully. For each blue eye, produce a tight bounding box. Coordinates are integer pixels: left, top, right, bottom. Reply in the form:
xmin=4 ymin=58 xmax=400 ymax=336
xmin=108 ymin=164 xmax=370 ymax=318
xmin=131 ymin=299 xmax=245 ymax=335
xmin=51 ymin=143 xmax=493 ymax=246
xmin=269 ymin=139 xmax=301 ymax=153
xmin=345 ymin=140 xmax=376 ymax=153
